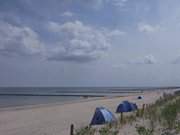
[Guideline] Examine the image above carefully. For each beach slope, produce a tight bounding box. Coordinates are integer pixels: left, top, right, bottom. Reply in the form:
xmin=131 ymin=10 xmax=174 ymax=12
xmin=0 ymin=90 xmax=171 ymax=135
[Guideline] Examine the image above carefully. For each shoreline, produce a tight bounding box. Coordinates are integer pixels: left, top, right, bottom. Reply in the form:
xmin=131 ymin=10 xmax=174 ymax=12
xmin=0 ymin=92 xmax=140 ymax=112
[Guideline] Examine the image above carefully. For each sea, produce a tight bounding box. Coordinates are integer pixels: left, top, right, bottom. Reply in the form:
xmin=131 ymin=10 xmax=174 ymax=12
xmin=0 ymin=87 xmax=176 ymax=108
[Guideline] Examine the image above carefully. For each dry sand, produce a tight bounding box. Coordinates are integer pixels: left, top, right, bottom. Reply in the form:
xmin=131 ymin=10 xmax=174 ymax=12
xmin=0 ymin=89 xmax=176 ymax=135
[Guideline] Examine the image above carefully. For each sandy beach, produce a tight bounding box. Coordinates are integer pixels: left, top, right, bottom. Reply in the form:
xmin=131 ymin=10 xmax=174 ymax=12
xmin=0 ymin=89 xmax=175 ymax=135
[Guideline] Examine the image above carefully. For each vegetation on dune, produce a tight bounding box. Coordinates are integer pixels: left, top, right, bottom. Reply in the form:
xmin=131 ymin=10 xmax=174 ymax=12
xmin=161 ymin=103 xmax=177 ymax=129
xmin=136 ymin=125 xmax=154 ymax=135
xmin=136 ymin=92 xmax=180 ymax=135
xmin=75 ymin=126 xmax=96 ymax=135
xmin=99 ymin=125 xmax=118 ymax=135
xmin=75 ymin=91 xmax=180 ymax=135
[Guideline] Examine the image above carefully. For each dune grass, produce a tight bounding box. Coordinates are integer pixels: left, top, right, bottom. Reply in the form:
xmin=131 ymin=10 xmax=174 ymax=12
xmin=75 ymin=91 xmax=180 ymax=135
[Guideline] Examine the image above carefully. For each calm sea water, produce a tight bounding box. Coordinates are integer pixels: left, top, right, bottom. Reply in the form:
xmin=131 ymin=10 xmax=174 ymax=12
xmin=0 ymin=95 xmax=80 ymax=108
xmin=0 ymin=87 xmax=170 ymax=108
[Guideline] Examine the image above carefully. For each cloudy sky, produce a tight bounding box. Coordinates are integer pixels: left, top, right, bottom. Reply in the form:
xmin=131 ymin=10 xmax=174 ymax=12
xmin=1 ymin=0 xmax=180 ymax=87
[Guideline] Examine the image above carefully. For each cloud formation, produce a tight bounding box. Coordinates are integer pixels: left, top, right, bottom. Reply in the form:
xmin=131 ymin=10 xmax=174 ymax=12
xmin=107 ymin=29 xmax=126 ymax=37
xmin=47 ymin=20 xmax=110 ymax=62
xmin=0 ymin=21 xmax=43 ymax=57
xmin=1 ymin=0 xmax=180 ymax=86
xmin=138 ymin=23 xmax=160 ymax=33
xmin=61 ymin=11 xmax=74 ymax=17
xmin=129 ymin=55 xmax=157 ymax=65
xmin=0 ymin=19 xmax=125 ymax=63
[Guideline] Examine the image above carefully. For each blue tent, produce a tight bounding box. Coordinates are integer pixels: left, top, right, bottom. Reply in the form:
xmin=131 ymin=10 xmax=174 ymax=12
xmin=116 ymin=101 xmax=137 ymax=113
xmin=90 ymin=107 xmax=116 ymax=125
xmin=138 ymin=96 xmax=143 ymax=99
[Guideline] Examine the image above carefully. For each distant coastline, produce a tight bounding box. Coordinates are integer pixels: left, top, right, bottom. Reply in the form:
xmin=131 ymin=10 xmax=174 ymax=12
xmin=0 ymin=87 xmax=179 ymax=109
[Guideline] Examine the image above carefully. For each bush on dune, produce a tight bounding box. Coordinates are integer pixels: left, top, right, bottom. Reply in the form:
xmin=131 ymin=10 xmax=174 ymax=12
xmin=161 ymin=103 xmax=177 ymax=129
xmin=136 ymin=125 xmax=154 ymax=135
xmin=75 ymin=126 xmax=96 ymax=135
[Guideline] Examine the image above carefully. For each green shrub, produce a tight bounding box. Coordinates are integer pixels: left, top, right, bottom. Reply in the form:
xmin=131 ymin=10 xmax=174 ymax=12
xmin=175 ymin=121 xmax=180 ymax=133
xmin=126 ymin=114 xmax=136 ymax=124
xmin=136 ymin=125 xmax=154 ymax=135
xmin=161 ymin=103 xmax=177 ymax=129
xmin=145 ymin=105 xmax=160 ymax=130
xmin=99 ymin=126 xmax=118 ymax=135
xmin=136 ymin=109 xmax=144 ymax=118
xmin=75 ymin=126 xmax=96 ymax=135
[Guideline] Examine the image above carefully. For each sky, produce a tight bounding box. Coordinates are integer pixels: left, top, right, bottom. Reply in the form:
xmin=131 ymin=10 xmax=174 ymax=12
xmin=1 ymin=0 xmax=180 ymax=87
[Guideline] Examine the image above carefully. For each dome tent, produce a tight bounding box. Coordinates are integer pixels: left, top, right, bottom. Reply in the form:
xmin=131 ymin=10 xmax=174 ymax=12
xmin=138 ymin=96 xmax=143 ymax=99
xmin=116 ymin=101 xmax=138 ymax=113
xmin=90 ymin=107 xmax=116 ymax=125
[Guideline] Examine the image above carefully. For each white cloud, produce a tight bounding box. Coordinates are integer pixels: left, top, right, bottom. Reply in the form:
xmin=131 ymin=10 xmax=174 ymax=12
xmin=129 ymin=55 xmax=157 ymax=65
xmin=47 ymin=20 xmax=110 ymax=62
xmin=143 ymin=55 xmax=157 ymax=64
xmin=0 ymin=21 xmax=44 ymax=57
xmin=108 ymin=29 xmax=126 ymax=37
xmin=0 ymin=20 xmax=126 ymax=63
xmin=138 ymin=23 xmax=160 ymax=33
xmin=61 ymin=11 xmax=74 ymax=17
